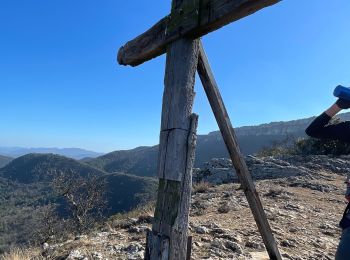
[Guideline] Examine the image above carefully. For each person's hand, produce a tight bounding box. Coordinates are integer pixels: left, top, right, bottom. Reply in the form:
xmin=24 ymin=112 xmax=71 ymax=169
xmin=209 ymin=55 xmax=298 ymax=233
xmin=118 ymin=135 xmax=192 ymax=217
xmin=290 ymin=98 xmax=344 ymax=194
xmin=336 ymin=98 xmax=350 ymax=109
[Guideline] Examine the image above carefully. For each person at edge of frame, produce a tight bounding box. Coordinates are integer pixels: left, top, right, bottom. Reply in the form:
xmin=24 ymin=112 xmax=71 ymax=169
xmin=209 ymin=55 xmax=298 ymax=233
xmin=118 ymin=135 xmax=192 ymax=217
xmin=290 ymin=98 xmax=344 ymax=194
xmin=305 ymin=90 xmax=350 ymax=260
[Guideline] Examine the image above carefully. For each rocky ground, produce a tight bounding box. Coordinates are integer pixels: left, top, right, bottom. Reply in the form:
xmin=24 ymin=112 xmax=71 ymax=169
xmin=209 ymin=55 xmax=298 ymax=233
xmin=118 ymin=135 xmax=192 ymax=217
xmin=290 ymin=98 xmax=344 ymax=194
xmin=11 ymin=155 xmax=350 ymax=260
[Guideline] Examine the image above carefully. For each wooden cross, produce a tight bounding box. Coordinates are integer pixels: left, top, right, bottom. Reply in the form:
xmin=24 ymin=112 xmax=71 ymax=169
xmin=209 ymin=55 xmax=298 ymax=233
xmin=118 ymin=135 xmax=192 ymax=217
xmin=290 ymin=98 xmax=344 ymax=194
xmin=117 ymin=1 xmax=282 ymax=259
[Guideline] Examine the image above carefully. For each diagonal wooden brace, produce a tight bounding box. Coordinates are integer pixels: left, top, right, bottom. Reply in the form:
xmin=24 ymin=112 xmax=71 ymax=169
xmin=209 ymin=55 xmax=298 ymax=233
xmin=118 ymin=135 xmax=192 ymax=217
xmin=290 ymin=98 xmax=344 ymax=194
xmin=197 ymin=40 xmax=282 ymax=260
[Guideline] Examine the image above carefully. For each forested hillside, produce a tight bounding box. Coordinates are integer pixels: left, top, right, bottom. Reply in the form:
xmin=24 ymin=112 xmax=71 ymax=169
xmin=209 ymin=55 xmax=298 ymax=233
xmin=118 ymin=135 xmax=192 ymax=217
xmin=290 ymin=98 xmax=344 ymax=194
xmin=0 ymin=154 xmax=157 ymax=252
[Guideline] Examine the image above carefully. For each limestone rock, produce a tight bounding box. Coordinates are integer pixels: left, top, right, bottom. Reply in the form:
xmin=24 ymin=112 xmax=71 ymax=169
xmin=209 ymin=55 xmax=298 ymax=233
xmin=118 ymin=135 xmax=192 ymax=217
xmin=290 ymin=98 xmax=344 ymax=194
xmin=66 ymin=250 xmax=87 ymax=260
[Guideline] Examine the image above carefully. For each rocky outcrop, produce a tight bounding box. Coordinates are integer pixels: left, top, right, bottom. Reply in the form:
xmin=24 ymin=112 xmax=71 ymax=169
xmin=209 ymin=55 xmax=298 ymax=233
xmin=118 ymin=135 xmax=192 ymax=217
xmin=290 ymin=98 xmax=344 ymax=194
xmin=193 ymin=155 xmax=350 ymax=185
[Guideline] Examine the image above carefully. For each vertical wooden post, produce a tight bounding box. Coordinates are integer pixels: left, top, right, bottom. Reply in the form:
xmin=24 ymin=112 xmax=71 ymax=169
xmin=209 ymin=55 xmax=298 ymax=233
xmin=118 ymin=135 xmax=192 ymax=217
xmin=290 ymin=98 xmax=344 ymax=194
xmin=146 ymin=113 xmax=199 ymax=260
xmin=144 ymin=1 xmax=199 ymax=257
xmin=197 ymin=41 xmax=282 ymax=260
xmin=186 ymin=236 xmax=193 ymax=260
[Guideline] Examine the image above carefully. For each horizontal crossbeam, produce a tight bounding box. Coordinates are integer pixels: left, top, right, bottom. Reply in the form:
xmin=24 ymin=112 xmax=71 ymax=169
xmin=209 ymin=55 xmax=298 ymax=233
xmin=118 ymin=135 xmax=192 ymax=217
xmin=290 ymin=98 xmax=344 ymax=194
xmin=117 ymin=0 xmax=281 ymax=66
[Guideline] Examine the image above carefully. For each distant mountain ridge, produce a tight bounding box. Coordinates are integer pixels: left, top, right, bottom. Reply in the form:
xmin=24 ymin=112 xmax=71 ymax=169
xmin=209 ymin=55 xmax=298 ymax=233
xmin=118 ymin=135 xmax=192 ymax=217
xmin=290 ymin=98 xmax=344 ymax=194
xmin=0 ymin=147 xmax=104 ymax=160
xmin=0 ymin=155 xmax=12 ymax=168
xmin=85 ymin=112 xmax=350 ymax=177
xmin=0 ymin=153 xmax=105 ymax=183
xmin=86 ymin=146 xmax=159 ymax=178
xmin=0 ymin=153 xmax=156 ymax=212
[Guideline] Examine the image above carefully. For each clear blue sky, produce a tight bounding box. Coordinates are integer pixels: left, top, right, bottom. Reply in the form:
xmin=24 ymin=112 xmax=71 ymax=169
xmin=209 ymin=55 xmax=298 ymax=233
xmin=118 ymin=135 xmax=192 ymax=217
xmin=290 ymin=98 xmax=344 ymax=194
xmin=1 ymin=0 xmax=349 ymax=153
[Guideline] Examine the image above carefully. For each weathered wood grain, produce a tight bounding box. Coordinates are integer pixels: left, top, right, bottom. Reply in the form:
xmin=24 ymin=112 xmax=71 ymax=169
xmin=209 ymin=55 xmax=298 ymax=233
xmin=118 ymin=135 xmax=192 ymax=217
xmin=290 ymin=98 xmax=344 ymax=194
xmin=160 ymin=38 xmax=198 ymax=131
xmin=118 ymin=0 xmax=281 ymax=66
xmin=197 ymin=41 xmax=282 ymax=260
xmin=157 ymin=129 xmax=188 ymax=181
xmin=186 ymin=236 xmax=193 ymax=260
xmin=145 ymin=231 xmax=169 ymax=260
xmin=170 ymin=114 xmax=197 ymax=260
xmin=147 ymin=114 xmax=198 ymax=260
xmin=155 ymin=36 xmax=198 ymax=183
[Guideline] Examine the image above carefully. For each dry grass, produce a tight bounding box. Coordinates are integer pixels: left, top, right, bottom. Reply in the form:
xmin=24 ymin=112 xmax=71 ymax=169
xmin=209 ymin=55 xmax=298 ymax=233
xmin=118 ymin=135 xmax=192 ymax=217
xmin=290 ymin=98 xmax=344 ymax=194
xmin=0 ymin=248 xmax=42 ymax=260
xmin=108 ymin=202 xmax=155 ymax=228
xmin=192 ymin=181 xmax=211 ymax=194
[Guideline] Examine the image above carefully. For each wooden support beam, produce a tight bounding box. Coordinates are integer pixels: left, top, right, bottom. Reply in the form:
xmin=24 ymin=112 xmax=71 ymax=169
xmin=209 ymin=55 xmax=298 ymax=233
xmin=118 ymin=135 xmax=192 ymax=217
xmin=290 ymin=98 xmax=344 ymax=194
xmin=145 ymin=0 xmax=200 ymax=253
xmin=197 ymin=41 xmax=282 ymax=260
xmin=186 ymin=236 xmax=193 ymax=260
xmin=146 ymin=114 xmax=198 ymax=260
xmin=118 ymin=0 xmax=281 ymax=66
xmin=157 ymin=36 xmax=199 ymax=182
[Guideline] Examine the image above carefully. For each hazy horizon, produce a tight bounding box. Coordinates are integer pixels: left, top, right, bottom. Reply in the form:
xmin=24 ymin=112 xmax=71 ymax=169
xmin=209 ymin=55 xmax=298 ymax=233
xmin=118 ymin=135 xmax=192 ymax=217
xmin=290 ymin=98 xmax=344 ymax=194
xmin=0 ymin=111 xmax=338 ymax=153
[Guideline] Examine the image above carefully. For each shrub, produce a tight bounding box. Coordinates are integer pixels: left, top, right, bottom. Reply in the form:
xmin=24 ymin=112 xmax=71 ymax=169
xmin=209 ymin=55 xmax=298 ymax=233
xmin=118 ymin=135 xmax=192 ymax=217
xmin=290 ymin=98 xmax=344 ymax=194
xmin=256 ymin=135 xmax=298 ymax=157
xmin=292 ymin=117 xmax=350 ymax=155
xmin=52 ymin=171 xmax=107 ymax=233
xmin=257 ymin=119 xmax=350 ymax=157
xmin=294 ymin=137 xmax=350 ymax=156
xmin=217 ymin=203 xmax=230 ymax=214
